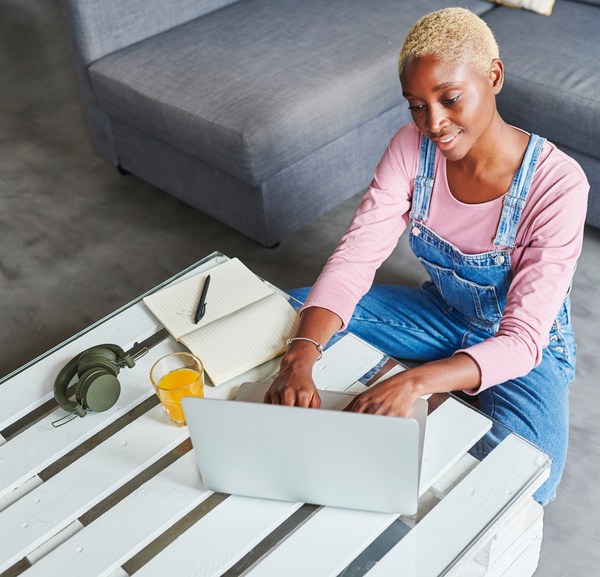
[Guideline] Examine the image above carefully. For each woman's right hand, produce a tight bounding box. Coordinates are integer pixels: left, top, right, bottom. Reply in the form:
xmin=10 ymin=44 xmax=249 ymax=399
xmin=264 ymin=306 xmax=342 ymax=408
xmin=263 ymin=354 xmax=321 ymax=408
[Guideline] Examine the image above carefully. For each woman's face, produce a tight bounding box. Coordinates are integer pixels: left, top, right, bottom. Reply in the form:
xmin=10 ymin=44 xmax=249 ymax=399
xmin=400 ymin=54 xmax=503 ymax=162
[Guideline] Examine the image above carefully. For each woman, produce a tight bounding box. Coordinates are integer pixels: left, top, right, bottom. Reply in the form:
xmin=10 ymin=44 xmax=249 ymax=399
xmin=265 ymin=7 xmax=588 ymax=505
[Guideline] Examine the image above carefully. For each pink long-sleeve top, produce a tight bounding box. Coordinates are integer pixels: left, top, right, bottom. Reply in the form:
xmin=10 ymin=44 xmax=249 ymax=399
xmin=302 ymin=123 xmax=589 ymax=392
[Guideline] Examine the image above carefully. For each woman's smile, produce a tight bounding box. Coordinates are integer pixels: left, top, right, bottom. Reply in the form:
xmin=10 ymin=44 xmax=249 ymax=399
xmin=433 ymin=131 xmax=461 ymax=150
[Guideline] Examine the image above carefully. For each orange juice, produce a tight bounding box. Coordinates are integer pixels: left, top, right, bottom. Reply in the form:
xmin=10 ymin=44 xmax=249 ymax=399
xmin=156 ymin=368 xmax=204 ymax=424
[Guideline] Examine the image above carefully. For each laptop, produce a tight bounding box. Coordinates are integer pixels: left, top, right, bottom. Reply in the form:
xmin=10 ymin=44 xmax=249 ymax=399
xmin=182 ymin=382 xmax=428 ymax=515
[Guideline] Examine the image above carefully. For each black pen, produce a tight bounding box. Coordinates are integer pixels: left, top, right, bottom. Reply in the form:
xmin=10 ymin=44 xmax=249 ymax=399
xmin=194 ymin=274 xmax=211 ymax=323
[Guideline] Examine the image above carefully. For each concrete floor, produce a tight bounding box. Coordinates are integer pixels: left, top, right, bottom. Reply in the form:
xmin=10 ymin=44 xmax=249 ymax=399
xmin=1 ymin=1 xmax=598 ymax=575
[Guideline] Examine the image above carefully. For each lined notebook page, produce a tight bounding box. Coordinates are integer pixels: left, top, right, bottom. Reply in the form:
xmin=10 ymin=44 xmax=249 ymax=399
xmin=143 ymin=258 xmax=274 ymax=339
xmin=180 ymin=293 xmax=300 ymax=385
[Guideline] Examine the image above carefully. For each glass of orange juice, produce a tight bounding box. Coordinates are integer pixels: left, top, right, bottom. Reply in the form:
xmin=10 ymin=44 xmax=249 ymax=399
xmin=150 ymin=352 xmax=204 ymax=425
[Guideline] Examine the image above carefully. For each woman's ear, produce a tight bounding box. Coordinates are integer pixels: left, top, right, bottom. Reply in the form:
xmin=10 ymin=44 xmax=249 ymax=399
xmin=489 ymin=59 xmax=504 ymax=95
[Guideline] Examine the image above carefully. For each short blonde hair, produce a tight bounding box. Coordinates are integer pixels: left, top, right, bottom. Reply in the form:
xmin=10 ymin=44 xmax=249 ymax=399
xmin=398 ymin=8 xmax=499 ymax=77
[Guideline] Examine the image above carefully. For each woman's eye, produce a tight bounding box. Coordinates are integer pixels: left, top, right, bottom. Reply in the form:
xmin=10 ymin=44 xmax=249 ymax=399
xmin=408 ymin=104 xmax=425 ymax=112
xmin=443 ymin=95 xmax=460 ymax=106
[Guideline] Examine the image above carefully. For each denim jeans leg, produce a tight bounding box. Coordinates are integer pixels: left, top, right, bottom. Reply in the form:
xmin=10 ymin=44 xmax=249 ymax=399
xmin=290 ymin=284 xmax=468 ymax=362
xmin=349 ymin=284 xmax=475 ymax=362
xmin=474 ymin=348 xmax=572 ymax=505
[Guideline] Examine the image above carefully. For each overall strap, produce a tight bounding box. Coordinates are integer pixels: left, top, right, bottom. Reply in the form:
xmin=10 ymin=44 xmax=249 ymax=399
xmin=409 ymin=135 xmax=436 ymax=222
xmin=494 ymin=134 xmax=546 ymax=249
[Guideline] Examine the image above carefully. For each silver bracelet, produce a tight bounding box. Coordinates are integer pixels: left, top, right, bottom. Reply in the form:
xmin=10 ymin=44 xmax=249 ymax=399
xmin=285 ymin=337 xmax=324 ymax=360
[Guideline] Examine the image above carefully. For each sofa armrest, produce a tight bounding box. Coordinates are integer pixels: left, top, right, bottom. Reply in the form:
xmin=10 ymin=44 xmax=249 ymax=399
xmin=58 ymin=0 xmax=240 ymax=65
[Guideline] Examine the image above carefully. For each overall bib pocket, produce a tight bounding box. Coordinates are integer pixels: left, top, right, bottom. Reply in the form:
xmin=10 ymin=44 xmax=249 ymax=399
xmin=418 ymin=258 xmax=504 ymax=323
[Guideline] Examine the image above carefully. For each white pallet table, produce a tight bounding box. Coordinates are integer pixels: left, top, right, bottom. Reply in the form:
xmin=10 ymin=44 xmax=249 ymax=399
xmin=0 ymin=254 xmax=551 ymax=577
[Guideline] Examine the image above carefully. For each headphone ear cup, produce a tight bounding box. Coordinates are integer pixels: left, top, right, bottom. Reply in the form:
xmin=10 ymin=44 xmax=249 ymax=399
xmin=75 ymin=346 xmax=123 ymax=413
xmin=76 ymin=368 xmax=121 ymax=412
xmin=77 ymin=346 xmax=120 ymax=377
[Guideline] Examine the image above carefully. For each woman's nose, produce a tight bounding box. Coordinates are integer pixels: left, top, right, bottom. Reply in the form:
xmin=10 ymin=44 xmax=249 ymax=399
xmin=426 ymin=106 xmax=449 ymax=135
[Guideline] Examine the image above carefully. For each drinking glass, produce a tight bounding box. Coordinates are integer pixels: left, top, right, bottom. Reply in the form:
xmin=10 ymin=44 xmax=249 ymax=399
xmin=150 ymin=352 xmax=204 ymax=425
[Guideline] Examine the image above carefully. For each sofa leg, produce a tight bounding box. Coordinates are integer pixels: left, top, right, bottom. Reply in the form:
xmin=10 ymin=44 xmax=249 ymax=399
xmin=117 ymin=165 xmax=131 ymax=176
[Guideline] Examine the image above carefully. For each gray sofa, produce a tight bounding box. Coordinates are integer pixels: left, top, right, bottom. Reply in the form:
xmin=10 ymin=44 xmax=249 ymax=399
xmin=483 ymin=0 xmax=600 ymax=231
xmin=58 ymin=0 xmax=599 ymax=247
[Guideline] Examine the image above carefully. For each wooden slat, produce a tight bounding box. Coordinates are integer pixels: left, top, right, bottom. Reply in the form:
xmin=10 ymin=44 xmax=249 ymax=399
xmin=368 ymin=363 xmax=406 ymax=386
xmin=429 ymin=452 xmax=479 ymax=500
xmin=344 ymin=382 xmax=369 ymax=395
xmin=21 ymin=452 xmax=212 ymax=577
xmin=419 ymin=398 xmax=491 ymax=494
xmin=364 ymin=434 xmax=551 ymax=577
xmin=0 ymin=404 xmax=190 ymax=573
xmin=244 ymin=507 xmax=398 ymax=577
xmin=133 ymin=496 xmax=303 ymax=577
xmin=0 ymin=339 xmax=180 ymax=501
xmin=0 ymin=476 xmax=43 ymax=514
xmin=27 ymin=521 xmax=84 ymax=565
xmin=312 ymin=335 xmax=383 ymax=392
xmin=493 ymin=529 xmax=543 ymax=577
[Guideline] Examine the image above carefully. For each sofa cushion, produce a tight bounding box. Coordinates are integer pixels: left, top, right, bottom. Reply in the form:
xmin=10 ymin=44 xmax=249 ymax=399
xmin=483 ymin=2 xmax=600 ymax=159
xmin=89 ymin=0 xmax=493 ymax=186
xmin=487 ymin=0 xmax=555 ymax=16
xmin=566 ymin=0 xmax=600 ymax=7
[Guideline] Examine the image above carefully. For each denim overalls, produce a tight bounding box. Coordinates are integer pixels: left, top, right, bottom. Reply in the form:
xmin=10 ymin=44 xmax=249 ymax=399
xmin=293 ymin=133 xmax=577 ymax=505
xmin=401 ymin=134 xmax=576 ymax=505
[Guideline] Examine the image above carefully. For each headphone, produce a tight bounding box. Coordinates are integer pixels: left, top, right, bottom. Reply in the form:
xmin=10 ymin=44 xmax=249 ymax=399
xmin=53 ymin=343 xmax=145 ymax=423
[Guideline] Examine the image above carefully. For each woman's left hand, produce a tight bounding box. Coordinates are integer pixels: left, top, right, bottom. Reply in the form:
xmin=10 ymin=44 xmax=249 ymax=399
xmin=344 ymin=354 xmax=482 ymax=417
xmin=343 ymin=374 xmax=418 ymax=417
